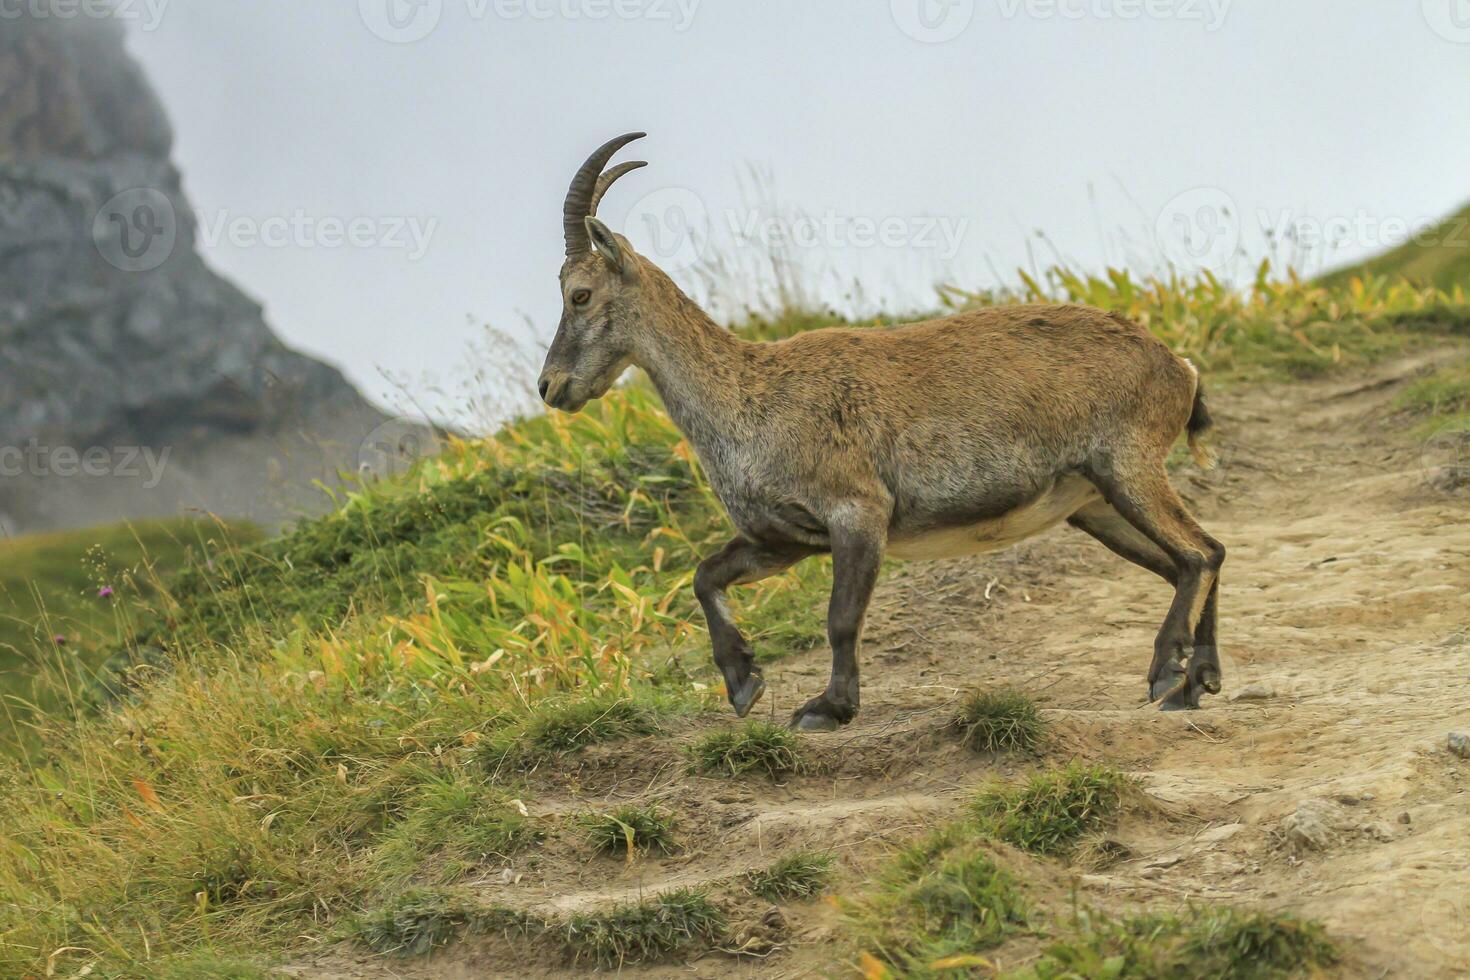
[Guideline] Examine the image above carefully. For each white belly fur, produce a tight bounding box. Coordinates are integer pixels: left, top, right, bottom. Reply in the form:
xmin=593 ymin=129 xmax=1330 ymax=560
xmin=888 ymin=475 xmax=1101 ymax=560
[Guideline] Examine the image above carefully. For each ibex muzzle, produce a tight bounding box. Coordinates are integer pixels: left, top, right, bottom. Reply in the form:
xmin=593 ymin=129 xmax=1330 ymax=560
xmin=541 ymin=133 xmax=1226 ymax=731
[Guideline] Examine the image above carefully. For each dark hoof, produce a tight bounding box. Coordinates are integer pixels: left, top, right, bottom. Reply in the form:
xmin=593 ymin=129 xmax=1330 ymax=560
xmin=794 ymin=711 xmax=840 ymax=732
xmin=1188 ymin=646 xmax=1223 ymax=695
xmin=1157 ymin=682 xmax=1200 ymax=711
xmin=1149 ymin=667 xmax=1197 ymax=711
xmin=730 ymin=673 xmax=766 ymax=718
xmin=789 ymin=695 xmax=853 ymax=733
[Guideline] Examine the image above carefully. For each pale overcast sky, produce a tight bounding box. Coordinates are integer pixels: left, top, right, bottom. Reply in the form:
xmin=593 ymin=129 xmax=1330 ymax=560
xmin=122 ymin=0 xmax=1470 ymax=424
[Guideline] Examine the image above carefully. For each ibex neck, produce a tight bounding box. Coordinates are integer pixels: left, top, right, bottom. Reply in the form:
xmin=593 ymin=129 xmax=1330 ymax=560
xmin=632 ymin=272 xmax=750 ymax=448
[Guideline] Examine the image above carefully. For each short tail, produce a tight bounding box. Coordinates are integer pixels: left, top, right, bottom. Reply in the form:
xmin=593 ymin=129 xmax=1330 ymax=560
xmin=1186 ymin=375 xmax=1218 ymax=470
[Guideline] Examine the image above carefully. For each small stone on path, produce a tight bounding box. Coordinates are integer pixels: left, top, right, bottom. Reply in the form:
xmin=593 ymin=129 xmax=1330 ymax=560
xmin=1448 ymin=732 xmax=1470 ymax=759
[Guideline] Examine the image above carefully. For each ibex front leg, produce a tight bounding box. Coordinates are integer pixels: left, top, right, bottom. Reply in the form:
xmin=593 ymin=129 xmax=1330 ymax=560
xmin=695 ymin=537 xmax=814 ymax=718
xmin=791 ymin=520 xmax=884 ymax=732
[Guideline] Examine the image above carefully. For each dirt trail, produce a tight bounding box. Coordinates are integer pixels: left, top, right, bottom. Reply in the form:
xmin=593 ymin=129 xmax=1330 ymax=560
xmin=293 ymin=350 xmax=1470 ymax=978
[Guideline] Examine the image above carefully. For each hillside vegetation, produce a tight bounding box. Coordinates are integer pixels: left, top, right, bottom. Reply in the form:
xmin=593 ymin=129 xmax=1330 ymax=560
xmin=0 ymin=266 xmax=1465 ymax=977
xmin=0 ymin=518 xmax=257 ymax=746
xmin=1321 ymin=202 xmax=1470 ymax=293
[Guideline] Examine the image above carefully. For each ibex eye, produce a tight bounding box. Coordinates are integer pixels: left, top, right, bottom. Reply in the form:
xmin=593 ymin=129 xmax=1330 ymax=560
xmin=571 ymin=289 xmax=591 ymax=306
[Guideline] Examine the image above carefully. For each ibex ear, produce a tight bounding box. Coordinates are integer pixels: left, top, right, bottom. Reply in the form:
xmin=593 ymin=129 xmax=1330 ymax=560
xmin=585 ymin=217 xmax=625 ymax=274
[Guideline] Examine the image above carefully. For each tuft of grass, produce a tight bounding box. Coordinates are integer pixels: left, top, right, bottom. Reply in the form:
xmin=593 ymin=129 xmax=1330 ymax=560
xmin=352 ymin=887 xmax=474 ymax=956
xmin=561 ymin=887 xmax=726 ymax=968
xmin=844 ymin=829 xmax=1030 ymax=977
xmin=1397 ymin=356 xmax=1470 ymax=433
xmin=954 ymin=688 xmax=1045 ymax=753
xmin=372 ymin=774 xmax=539 ymax=884
xmin=1014 ymin=906 xmax=1338 ymax=979
xmin=150 ymin=951 xmax=278 ymax=979
xmin=688 ymin=720 xmax=804 ymax=778
xmin=475 ymin=689 xmax=666 ymax=772
xmin=743 ymin=850 xmax=835 ymax=901
xmin=580 ymin=803 xmax=678 ymax=858
xmin=523 ymin=691 xmax=662 ymax=752
xmin=971 ymin=763 xmax=1132 ymax=856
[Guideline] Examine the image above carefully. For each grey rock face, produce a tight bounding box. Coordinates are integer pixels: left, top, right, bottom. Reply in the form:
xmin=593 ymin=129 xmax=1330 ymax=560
xmin=0 ymin=15 xmax=390 ymax=533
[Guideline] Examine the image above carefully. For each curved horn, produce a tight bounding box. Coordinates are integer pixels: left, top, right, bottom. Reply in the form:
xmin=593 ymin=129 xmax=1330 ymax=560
xmin=590 ymin=160 xmax=648 ymax=217
xmin=563 ymin=132 xmax=646 ymax=257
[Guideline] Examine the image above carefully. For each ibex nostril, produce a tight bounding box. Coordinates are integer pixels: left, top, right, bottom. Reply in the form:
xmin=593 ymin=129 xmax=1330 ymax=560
xmin=538 ymin=378 xmax=550 ymax=401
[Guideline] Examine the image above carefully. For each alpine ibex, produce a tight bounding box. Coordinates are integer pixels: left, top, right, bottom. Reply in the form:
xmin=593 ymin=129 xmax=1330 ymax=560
xmin=539 ymin=133 xmax=1225 ymax=731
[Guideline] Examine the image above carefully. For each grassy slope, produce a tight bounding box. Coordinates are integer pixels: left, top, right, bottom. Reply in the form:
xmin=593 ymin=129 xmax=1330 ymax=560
xmin=1320 ymin=202 xmax=1470 ymax=293
xmin=0 ymin=519 xmax=257 ymax=723
xmin=0 ymin=267 xmax=1465 ymax=977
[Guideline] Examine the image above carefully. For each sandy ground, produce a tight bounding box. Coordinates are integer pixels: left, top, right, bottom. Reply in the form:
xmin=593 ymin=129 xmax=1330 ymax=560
xmin=288 ymin=349 xmax=1470 ymax=978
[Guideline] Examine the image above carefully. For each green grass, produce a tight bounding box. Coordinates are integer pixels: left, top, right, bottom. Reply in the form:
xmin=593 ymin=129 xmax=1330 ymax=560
xmin=954 ymin=688 xmax=1045 ymax=753
xmin=845 ymin=797 xmax=1336 ymax=980
xmin=0 ymin=517 xmax=257 ymax=723
xmin=580 ymin=803 xmax=678 ymax=858
xmin=352 ymin=884 xmax=728 ymax=968
xmin=971 ymin=764 xmax=1132 ymax=856
xmin=151 ymin=951 xmax=280 ymax=979
xmin=940 ymin=263 xmax=1466 ymax=384
xmin=560 ymin=887 xmax=726 ymax=968
xmin=475 ymin=688 xmax=669 ymax=773
xmin=844 ymin=828 xmax=1031 ymax=977
xmin=371 ymin=774 xmax=539 ymax=884
xmin=743 ymin=850 xmax=834 ymax=901
xmin=1012 ymin=906 xmax=1338 ymax=979
xmin=352 ymin=887 xmax=474 ymax=956
xmin=1397 ymin=355 xmax=1470 ymax=432
xmin=689 ymin=720 xmax=804 ymax=778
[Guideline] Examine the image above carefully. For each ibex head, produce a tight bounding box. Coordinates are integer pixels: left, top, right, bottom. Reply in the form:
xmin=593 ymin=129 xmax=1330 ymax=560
xmin=538 ymin=132 xmax=651 ymax=413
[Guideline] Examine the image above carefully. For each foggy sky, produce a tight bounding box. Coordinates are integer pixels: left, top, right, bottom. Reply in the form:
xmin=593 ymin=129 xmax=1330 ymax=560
xmin=120 ymin=0 xmax=1470 ymax=424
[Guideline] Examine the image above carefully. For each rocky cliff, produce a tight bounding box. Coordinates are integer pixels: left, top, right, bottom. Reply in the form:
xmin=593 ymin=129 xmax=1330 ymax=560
xmin=0 ymin=14 xmax=393 ymax=534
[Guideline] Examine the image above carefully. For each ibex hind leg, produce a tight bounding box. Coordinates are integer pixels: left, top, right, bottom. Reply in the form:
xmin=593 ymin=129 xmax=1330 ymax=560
xmin=1080 ymin=465 xmax=1225 ymax=709
xmin=790 ymin=520 xmax=884 ymax=733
